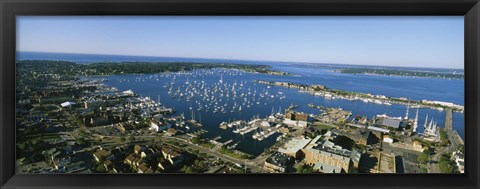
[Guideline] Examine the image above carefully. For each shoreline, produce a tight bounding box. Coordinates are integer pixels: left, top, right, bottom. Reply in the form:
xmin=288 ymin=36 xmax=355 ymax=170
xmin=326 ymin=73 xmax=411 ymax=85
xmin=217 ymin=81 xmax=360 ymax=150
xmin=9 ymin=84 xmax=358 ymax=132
xmin=256 ymin=80 xmax=464 ymax=114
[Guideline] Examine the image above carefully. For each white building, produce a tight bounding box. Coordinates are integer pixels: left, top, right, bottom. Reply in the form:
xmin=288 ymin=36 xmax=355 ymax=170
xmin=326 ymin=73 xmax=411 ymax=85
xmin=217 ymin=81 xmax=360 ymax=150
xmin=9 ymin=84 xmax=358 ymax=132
xmin=60 ymin=101 xmax=76 ymax=108
xmin=123 ymin=90 xmax=135 ymax=96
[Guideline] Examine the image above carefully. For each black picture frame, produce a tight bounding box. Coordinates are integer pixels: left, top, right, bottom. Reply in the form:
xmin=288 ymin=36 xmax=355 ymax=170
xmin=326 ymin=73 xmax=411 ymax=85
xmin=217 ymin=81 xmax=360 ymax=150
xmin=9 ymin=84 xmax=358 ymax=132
xmin=1 ymin=0 xmax=479 ymax=189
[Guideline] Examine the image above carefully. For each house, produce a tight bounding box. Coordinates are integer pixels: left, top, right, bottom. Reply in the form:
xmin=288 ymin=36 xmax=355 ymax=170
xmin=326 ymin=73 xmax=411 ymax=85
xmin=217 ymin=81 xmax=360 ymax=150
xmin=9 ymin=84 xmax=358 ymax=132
xmin=137 ymin=162 xmax=154 ymax=174
xmin=161 ymin=147 xmax=183 ymax=165
xmin=311 ymin=84 xmax=326 ymax=91
xmin=140 ymin=148 xmax=156 ymax=158
xmin=103 ymin=160 xmax=116 ymax=173
xmin=124 ymin=153 xmax=143 ymax=168
xmin=452 ymin=150 xmax=464 ymax=173
xmin=166 ymin=128 xmax=178 ymax=136
xmin=93 ymin=149 xmax=111 ymax=162
xmin=134 ymin=145 xmax=145 ymax=154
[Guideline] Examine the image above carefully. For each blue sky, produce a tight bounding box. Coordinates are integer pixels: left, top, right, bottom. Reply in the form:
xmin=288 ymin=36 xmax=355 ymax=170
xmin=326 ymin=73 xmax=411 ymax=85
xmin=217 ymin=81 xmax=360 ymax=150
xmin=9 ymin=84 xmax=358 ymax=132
xmin=17 ymin=16 xmax=464 ymax=69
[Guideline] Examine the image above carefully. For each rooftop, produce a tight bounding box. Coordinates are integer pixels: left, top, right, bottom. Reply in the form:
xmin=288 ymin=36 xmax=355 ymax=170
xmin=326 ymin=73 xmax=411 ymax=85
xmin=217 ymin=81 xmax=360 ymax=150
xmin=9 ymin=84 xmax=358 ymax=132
xmin=278 ymin=137 xmax=312 ymax=155
xmin=313 ymin=161 xmax=344 ymax=173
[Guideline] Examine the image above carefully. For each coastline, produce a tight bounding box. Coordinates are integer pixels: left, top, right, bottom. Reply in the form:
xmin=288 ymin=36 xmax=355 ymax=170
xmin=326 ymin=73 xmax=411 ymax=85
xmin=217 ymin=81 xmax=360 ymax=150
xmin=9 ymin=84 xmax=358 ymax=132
xmin=256 ymin=80 xmax=464 ymax=113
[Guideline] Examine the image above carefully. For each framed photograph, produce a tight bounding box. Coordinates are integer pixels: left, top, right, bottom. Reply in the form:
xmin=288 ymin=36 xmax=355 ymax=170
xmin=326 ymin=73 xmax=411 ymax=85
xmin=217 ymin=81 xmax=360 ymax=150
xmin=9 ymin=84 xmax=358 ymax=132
xmin=1 ymin=0 xmax=479 ymax=189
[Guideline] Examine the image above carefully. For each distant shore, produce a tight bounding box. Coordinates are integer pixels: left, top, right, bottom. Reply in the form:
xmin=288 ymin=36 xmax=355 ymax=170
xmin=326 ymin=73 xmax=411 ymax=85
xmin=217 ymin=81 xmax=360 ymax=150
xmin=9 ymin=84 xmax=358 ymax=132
xmin=336 ymin=68 xmax=464 ymax=80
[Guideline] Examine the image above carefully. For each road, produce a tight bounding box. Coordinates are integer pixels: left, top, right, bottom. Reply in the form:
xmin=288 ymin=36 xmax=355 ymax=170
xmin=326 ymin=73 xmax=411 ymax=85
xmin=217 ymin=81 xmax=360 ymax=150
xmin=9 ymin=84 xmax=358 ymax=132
xmin=427 ymin=129 xmax=462 ymax=173
xmin=162 ymin=135 xmax=270 ymax=172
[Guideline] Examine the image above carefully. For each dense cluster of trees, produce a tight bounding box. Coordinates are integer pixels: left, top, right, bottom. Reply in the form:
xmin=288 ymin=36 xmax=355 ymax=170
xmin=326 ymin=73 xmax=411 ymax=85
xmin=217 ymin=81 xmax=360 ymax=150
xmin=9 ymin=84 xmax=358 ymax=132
xmin=339 ymin=68 xmax=464 ymax=79
xmin=439 ymin=154 xmax=455 ymax=173
xmin=439 ymin=128 xmax=450 ymax=146
xmin=417 ymin=149 xmax=431 ymax=165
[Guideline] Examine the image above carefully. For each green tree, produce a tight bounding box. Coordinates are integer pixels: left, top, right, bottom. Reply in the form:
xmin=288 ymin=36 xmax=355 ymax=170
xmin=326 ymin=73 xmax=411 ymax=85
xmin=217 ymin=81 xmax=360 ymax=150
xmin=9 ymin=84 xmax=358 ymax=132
xmin=95 ymin=165 xmax=106 ymax=173
xmin=191 ymin=137 xmax=201 ymax=144
xmin=297 ymin=164 xmax=314 ymax=173
xmin=417 ymin=150 xmax=430 ymax=164
xmin=439 ymin=154 xmax=454 ymax=173
xmin=194 ymin=159 xmax=203 ymax=167
xmin=296 ymin=164 xmax=304 ymax=173
xmin=185 ymin=167 xmax=194 ymax=173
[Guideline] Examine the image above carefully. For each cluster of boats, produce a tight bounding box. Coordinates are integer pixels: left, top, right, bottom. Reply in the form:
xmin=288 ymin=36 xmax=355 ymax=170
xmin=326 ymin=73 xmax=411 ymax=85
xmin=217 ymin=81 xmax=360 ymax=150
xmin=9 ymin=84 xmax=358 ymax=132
xmin=220 ymin=114 xmax=285 ymax=141
xmin=252 ymin=125 xmax=281 ymax=141
xmin=118 ymin=68 xmax=287 ymax=115
xmin=231 ymin=120 xmax=258 ymax=135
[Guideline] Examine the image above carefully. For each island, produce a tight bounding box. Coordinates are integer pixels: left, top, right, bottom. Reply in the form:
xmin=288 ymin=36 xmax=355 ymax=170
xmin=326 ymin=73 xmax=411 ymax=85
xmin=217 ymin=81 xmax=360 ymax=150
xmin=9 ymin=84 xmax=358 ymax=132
xmin=337 ymin=67 xmax=464 ymax=80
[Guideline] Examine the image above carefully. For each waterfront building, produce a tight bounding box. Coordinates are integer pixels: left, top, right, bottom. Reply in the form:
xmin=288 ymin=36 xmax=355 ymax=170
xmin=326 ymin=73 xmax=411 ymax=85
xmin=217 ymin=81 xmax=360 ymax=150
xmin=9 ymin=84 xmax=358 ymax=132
xmin=282 ymin=119 xmax=308 ymax=128
xmin=285 ymin=112 xmax=309 ymax=122
xmin=375 ymin=114 xmax=402 ymax=129
xmin=278 ymin=137 xmax=312 ymax=158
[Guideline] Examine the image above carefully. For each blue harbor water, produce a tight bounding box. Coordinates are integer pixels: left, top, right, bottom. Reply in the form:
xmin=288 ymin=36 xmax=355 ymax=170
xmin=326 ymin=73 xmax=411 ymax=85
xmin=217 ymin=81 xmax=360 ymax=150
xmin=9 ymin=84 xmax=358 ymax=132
xmin=18 ymin=51 xmax=465 ymax=156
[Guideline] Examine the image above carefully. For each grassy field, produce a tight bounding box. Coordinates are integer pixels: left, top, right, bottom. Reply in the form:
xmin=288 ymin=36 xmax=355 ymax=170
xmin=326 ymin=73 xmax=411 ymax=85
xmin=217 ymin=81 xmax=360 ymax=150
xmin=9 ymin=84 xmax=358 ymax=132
xmin=218 ymin=148 xmax=249 ymax=159
xmin=200 ymin=143 xmax=215 ymax=149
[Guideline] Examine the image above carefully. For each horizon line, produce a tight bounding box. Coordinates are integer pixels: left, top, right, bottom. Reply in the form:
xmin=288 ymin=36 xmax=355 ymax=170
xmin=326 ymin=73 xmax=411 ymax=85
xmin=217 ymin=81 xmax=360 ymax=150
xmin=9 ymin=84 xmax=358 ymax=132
xmin=17 ymin=51 xmax=465 ymax=70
